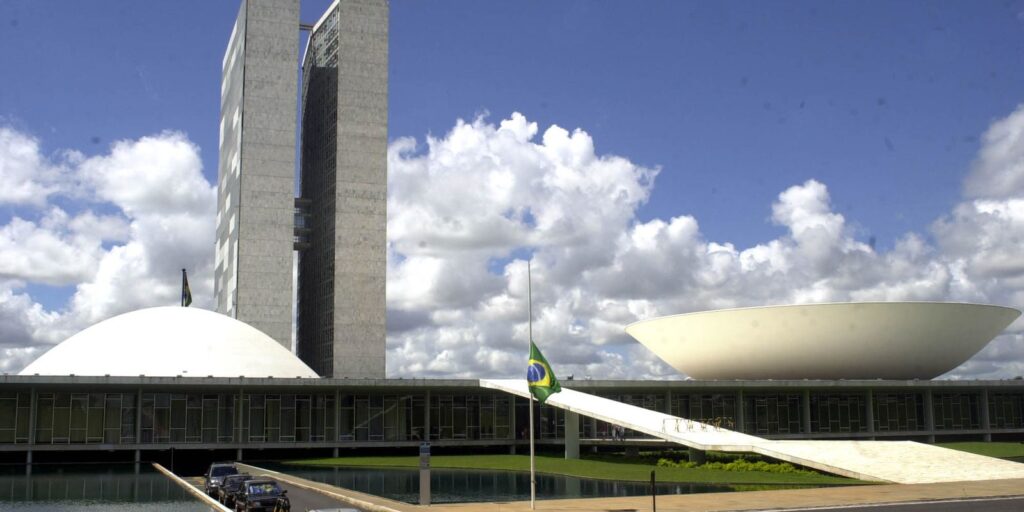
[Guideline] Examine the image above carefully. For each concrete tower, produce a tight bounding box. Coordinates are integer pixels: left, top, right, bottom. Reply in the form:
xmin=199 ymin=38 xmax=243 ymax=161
xmin=215 ymin=0 xmax=300 ymax=350
xmin=297 ymin=0 xmax=388 ymax=378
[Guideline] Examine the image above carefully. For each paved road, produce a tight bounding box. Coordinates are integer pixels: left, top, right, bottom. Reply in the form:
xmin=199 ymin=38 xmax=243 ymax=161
xmin=277 ymin=478 xmax=363 ymax=512
xmin=774 ymin=496 xmax=1024 ymax=512
xmin=185 ymin=476 xmax=362 ymax=511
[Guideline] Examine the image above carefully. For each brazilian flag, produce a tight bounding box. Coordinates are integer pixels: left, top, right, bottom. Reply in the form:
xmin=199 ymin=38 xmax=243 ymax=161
xmin=527 ymin=341 xmax=561 ymax=404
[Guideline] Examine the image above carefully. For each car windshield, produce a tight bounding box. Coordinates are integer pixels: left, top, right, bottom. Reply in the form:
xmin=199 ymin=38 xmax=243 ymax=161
xmin=211 ymin=466 xmax=238 ymax=477
xmin=247 ymin=482 xmax=282 ymax=496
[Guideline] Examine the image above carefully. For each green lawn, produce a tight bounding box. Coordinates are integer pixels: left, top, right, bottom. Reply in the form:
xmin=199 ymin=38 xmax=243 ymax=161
xmin=284 ymin=454 xmax=862 ymax=485
xmin=939 ymin=442 xmax=1024 ymax=459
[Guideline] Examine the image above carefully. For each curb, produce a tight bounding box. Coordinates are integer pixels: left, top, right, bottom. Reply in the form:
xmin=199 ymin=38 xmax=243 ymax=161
xmin=153 ymin=462 xmax=232 ymax=512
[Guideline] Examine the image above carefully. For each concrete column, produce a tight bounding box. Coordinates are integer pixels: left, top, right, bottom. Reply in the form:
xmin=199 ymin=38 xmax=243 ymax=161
xmin=736 ymin=389 xmax=745 ymax=433
xmin=802 ymin=389 xmax=812 ymax=435
xmin=235 ymin=388 xmax=244 ymax=443
xmin=924 ymin=389 xmax=935 ymax=443
xmin=135 ymin=388 xmax=143 ymax=445
xmin=333 ymin=447 xmax=339 ymax=458
xmin=334 ymin=388 xmax=341 ymax=443
xmin=25 ymin=450 xmax=32 ymax=465
xmin=424 ymin=390 xmax=431 ymax=441
xmin=27 ymin=387 xmax=36 ymax=446
xmin=564 ymin=411 xmax=579 ymax=460
xmin=508 ymin=392 xmax=515 ymax=454
xmin=237 ymin=448 xmax=243 ymax=461
xmin=865 ymin=389 xmax=875 ymax=440
xmin=665 ymin=390 xmax=673 ymax=415
xmin=980 ymin=389 xmax=991 ymax=442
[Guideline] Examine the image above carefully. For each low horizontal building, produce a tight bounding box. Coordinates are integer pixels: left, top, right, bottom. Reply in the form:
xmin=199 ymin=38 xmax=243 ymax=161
xmin=1 ymin=375 xmax=1022 ymax=462
xmin=3 ymin=305 xmax=1022 ymax=464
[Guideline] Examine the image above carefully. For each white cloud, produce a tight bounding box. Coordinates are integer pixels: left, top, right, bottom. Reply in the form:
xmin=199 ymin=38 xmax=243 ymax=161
xmin=0 ymin=128 xmax=68 ymax=206
xmin=385 ymin=109 xmax=1024 ymax=381
xmin=0 ymin=127 xmax=215 ymax=368
xmin=963 ymin=104 xmax=1024 ymax=199
xmin=3 ymin=105 xmax=1024 ymax=381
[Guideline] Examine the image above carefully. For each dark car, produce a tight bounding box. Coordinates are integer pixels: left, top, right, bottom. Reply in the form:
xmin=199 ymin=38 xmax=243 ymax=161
xmin=217 ymin=472 xmax=251 ymax=507
xmin=203 ymin=462 xmax=239 ymax=497
xmin=235 ymin=478 xmax=289 ymax=512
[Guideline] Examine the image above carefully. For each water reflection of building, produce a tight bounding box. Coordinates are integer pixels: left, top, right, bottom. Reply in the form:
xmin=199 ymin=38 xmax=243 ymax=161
xmin=0 ymin=466 xmax=195 ymax=502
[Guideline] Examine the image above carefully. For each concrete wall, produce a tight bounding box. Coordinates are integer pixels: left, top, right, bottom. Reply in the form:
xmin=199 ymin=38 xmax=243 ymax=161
xmin=331 ymin=0 xmax=388 ymax=378
xmin=297 ymin=0 xmax=388 ymax=378
xmin=216 ymin=0 xmax=299 ymax=350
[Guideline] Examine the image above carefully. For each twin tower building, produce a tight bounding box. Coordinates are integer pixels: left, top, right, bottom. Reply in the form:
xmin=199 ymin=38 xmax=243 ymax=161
xmin=214 ymin=0 xmax=388 ymax=378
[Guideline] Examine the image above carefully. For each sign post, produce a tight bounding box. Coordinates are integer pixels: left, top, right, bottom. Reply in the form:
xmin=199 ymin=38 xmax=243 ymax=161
xmin=419 ymin=441 xmax=431 ymax=505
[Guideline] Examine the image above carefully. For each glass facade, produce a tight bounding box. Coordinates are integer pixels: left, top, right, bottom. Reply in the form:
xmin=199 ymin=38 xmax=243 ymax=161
xmin=873 ymin=392 xmax=925 ymax=432
xmin=810 ymin=393 xmax=867 ymax=433
xmin=296 ymin=6 xmax=340 ymax=377
xmin=5 ymin=383 xmax=1023 ymax=449
xmin=0 ymin=391 xmax=30 ymax=443
xmin=744 ymin=393 xmax=802 ymax=435
xmin=34 ymin=393 xmax=136 ymax=445
xmin=933 ymin=392 xmax=980 ymax=430
xmin=989 ymin=393 xmax=1024 ymax=429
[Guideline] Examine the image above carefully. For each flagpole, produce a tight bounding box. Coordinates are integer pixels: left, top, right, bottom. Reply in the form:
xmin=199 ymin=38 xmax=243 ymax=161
xmin=528 ymin=259 xmax=536 ymax=510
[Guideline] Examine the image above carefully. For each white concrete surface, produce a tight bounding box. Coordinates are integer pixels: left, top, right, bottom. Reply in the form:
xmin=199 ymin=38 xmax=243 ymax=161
xmin=481 ymin=379 xmax=1024 ymax=484
xmin=625 ymin=302 xmax=1020 ymax=379
xmin=20 ymin=307 xmax=319 ymax=378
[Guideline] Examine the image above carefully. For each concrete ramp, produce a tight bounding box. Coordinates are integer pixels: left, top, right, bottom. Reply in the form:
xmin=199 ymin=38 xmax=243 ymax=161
xmin=481 ymin=379 xmax=1024 ymax=484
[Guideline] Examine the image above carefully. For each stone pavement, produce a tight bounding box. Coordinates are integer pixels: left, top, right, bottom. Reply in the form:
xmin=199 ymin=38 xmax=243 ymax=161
xmin=426 ymin=477 xmax=1024 ymax=511
xmin=237 ymin=463 xmax=1024 ymax=512
xmin=481 ymin=379 xmax=1024 ymax=484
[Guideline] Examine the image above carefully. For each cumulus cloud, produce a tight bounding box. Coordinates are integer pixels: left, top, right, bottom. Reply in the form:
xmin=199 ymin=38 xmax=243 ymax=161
xmin=963 ymin=104 xmax=1024 ymax=200
xmin=386 ymin=108 xmax=1024 ymax=381
xmin=3 ymin=104 xmax=1024 ymax=381
xmin=0 ymin=128 xmax=69 ymax=206
xmin=0 ymin=127 xmax=215 ymax=373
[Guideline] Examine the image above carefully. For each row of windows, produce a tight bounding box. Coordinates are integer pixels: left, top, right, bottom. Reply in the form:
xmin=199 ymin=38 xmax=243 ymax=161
xmin=2 ymin=390 xmax=1022 ymax=444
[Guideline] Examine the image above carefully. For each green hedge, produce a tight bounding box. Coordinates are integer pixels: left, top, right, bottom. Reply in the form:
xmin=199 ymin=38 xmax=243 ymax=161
xmin=657 ymin=456 xmax=818 ymax=476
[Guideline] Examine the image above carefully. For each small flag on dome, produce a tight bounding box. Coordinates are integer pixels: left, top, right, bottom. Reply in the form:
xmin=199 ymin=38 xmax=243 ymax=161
xmin=181 ymin=269 xmax=192 ymax=307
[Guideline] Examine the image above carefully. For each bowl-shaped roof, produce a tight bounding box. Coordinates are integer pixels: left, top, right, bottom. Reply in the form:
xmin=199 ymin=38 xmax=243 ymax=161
xmin=19 ymin=307 xmax=319 ymax=378
xmin=625 ymin=302 xmax=1020 ymax=380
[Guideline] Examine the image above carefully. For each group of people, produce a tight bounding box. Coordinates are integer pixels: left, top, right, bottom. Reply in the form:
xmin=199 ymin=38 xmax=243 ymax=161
xmin=609 ymin=424 xmax=626 ymax=441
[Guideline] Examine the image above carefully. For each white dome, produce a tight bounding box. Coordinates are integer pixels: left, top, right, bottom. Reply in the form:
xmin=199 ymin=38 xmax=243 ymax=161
xmin=19 ymin=307 xmax=319 ymax=378
xmin=626 ymin=302 xmax=1020 ymax=380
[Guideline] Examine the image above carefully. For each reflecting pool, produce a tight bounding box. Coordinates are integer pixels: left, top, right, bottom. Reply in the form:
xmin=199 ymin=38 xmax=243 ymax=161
xmin=0 ymin=464 xmax=213 ymax=511
xmin=272 ymin=464 xmax=817 ymax=504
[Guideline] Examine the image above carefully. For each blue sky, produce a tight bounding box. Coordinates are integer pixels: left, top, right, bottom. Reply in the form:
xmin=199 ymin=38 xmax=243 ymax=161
xmin=4 ymin=1 xmax=1021 ymax=248
xmin=2 ymin=1 xmax=1023 ymax=379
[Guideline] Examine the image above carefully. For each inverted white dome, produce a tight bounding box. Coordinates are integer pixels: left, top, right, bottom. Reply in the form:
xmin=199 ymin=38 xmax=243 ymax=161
xmin=626 ymin=302 xmax=1020 ymax=380
xmin=20 ymin=307 xmax=319 ymax=378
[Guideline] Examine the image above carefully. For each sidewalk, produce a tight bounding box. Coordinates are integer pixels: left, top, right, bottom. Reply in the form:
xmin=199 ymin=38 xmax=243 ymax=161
xmin=237 ymin=463 xmax=1024 ymax=512
xmin=426 ymin=478 xmax=1024 ymax=511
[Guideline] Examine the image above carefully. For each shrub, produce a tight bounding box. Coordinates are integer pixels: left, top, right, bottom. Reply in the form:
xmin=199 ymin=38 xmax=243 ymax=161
xmin=657 ymin=456 xmax=817 ymax=475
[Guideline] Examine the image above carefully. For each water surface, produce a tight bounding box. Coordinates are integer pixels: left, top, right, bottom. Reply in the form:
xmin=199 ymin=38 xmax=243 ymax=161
xmin=0 ymin=464 xmax=213 ymax=511
xmin=272 ymin=463 xmax=818 ymax=504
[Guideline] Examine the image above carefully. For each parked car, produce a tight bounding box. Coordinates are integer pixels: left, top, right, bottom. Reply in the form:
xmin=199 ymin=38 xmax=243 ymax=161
xmin=234 ymin=478 xmax=289 ymax=512
xmin=203 ymin=462 xmax=239 ymax=497
xmin=217 ymin=472 xmax=251 ymax=507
